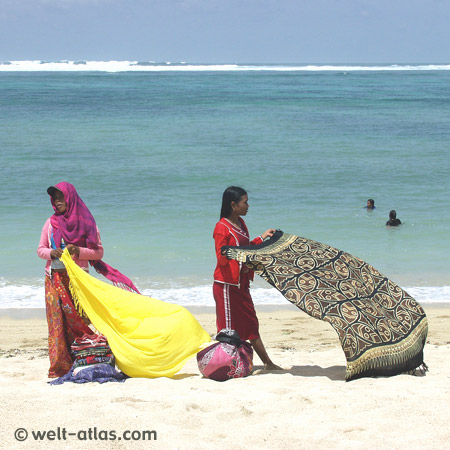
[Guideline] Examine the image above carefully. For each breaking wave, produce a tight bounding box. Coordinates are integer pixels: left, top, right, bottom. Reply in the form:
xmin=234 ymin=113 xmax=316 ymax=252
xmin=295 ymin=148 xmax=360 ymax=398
xmin=0 ymin=280 xmax=449 ymax=308
xmin=1 ymin=61 xmax=450 ymax=72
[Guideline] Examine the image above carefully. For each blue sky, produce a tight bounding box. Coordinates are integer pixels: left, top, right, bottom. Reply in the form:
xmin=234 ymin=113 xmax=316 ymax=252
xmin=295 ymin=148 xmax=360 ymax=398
xmin=1 ymin=0 xmax=449 ymax=62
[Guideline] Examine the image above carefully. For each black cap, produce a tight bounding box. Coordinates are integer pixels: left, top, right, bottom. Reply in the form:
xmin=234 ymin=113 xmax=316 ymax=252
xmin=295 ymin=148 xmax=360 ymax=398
xmin=47 ymin=186 xmax=62 ymax=197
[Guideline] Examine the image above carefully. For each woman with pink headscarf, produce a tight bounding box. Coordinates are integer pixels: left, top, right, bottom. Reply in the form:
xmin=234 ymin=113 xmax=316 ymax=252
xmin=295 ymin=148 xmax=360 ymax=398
xmin=37 ymin=182 xmax=138 ymax=378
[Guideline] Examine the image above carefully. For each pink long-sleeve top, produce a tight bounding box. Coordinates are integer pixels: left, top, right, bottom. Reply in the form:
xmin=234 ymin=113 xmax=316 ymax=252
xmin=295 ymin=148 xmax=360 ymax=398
xmin=37 ymin=218 xmax=104 ymax=275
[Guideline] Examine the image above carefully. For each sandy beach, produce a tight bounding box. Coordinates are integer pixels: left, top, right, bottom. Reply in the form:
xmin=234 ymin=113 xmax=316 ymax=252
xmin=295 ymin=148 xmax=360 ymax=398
xmin=1 ymin=304 xmax=449 ymax=450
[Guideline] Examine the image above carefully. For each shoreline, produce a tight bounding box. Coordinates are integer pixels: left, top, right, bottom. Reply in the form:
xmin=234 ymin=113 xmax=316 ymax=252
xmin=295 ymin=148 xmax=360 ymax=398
xmin=1 ymin=284 xmax=449 ymax=311
xmin=0 ymin=301 xmax=448 ymax=321
xmin=0 ymin=301 xmax=448 ymax=320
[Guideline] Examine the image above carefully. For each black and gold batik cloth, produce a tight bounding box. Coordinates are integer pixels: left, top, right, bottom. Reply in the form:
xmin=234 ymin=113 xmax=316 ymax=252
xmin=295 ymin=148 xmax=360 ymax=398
xmin=224 ymin=231 xmax=428 ymax=381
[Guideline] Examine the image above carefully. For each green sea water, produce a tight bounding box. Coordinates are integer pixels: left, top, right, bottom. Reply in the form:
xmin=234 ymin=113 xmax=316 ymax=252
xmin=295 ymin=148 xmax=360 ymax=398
xmin=1 ymin=65 xmax=449 ymax=306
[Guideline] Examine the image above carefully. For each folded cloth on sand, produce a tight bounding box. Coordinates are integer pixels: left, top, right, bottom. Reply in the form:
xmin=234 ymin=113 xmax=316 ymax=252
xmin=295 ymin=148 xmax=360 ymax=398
xmin=71 ymin=333 xmax=110 ymax=352
xmin=71 ymin=334 xmax=115 ymax=369
xmin=197 ymin=329 xmax=253 ymax=382
xmin=50 ymin=334 xmax=125 ymax=384
xmin=49 ymin=364 xmax=127 ymax=385
xmin=223 ymin=231 xmax=428 ymax=381
xmin=60 ymin=250 xmax=210 ymax=378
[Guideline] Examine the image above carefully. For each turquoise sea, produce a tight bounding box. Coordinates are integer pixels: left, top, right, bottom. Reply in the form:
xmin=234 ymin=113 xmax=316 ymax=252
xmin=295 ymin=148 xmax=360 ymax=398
xmin=1 ymin=62 xmax=449 ymax=307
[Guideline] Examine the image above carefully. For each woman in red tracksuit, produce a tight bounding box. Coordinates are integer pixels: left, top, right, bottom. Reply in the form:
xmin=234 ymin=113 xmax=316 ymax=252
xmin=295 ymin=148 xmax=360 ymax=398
xmin=213 ymin=186 xmax=281 ymax=370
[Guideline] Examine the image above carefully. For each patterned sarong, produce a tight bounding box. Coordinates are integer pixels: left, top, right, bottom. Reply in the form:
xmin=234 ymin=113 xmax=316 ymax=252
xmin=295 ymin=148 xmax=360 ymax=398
xmin=224 ymin=231 xmax=428 ymax=381
xmin=45 ymin=272 xmax=93 ymax=377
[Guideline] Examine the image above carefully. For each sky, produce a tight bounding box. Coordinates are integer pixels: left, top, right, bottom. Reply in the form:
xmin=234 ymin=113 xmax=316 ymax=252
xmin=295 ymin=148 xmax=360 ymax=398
xmin=0 ymin=0 xmax=449 ymax=63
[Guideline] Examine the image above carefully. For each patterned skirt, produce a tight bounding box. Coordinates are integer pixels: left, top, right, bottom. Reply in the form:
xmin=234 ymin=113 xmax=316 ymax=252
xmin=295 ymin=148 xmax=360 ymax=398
xmin=45 ymin=271 xmax=92 ymax=378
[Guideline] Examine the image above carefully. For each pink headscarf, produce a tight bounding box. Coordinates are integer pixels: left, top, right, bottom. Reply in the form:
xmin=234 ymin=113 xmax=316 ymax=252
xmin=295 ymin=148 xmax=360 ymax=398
xmin=48 ymin=182 xmax=140 ymax=294
xmin=49 ymin=182 xmax=98 ymax=249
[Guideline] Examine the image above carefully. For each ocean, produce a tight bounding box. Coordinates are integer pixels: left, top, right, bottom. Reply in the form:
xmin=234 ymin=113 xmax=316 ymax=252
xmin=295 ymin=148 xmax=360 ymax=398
xmin=1 ymin=62 xmax=449 ymax=308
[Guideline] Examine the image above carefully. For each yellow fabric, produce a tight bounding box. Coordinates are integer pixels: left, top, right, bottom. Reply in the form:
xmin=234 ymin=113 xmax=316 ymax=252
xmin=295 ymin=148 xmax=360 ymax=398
xmin=61 ymin=250 xmax=210 ymax=378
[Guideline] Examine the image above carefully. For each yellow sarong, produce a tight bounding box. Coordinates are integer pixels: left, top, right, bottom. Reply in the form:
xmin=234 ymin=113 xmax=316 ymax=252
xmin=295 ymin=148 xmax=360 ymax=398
xmin=61 ymin=250 xmax=210 ymax=378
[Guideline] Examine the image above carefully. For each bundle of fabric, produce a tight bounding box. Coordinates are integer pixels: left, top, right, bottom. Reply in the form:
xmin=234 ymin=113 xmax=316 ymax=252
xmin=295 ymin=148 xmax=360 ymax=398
xmin=223 ymin=231 xmax=428 ymax=381
xmin=50 ymin=333 xmax=127 ymax=385
xmin=71 ymin=334 xmax=115 ymax=370
xmin=197 ymin=329 xmax=253 ymax=382
xmin=60 ymin=250 xmax=211 ymax=378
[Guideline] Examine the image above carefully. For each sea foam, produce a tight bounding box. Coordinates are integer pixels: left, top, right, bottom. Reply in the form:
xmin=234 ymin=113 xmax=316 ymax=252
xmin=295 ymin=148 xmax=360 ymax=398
xmin=1 ymin=61 xmax=450 ymax=72
xmin=0 ymin=281 xmax=448 ymax=309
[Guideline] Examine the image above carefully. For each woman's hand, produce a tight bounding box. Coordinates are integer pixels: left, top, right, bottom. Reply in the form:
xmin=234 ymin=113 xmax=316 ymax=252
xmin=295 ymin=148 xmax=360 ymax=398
xmin=66 ymin=244 xmax=80 ymax=256
xmin=261 ymin=229 xmax=276 ymax=240
xmin=50 ymin=248 xmax=64 ymax=259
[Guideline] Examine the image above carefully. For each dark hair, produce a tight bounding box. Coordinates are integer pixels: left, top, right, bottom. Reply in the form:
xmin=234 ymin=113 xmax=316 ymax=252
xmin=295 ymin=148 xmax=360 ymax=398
xmin=368 ymin=199 xmax=375 ymax=207
xmin=220 ymin=186 xmax=247 ymax=218
xmin=389 ymin=210 xmax=397 ymax=219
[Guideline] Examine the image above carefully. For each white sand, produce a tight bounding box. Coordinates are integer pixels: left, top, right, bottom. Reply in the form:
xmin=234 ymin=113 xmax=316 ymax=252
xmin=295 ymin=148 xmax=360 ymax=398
xmin=1 ymin=304 xmax=449 ymax=449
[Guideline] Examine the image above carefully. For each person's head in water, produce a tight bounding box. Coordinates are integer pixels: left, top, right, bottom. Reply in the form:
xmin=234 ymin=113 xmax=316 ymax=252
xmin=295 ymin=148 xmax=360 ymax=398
xmin=366 ymin=199 xmax=375 ymax=209
xmin=220 ymin=186 xmax=248 ymax=218
xmin=386 ymin=209 xmax=401 ymax=226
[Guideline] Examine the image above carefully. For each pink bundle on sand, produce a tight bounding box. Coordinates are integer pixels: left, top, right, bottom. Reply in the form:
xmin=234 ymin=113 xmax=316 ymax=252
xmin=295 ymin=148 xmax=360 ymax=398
xmin=197 ymin=329 xmax=253 ymax=382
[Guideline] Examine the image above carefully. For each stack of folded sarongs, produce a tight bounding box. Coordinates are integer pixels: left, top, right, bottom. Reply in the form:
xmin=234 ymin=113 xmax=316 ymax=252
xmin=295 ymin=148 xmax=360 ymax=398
xmin=71 ymin=334 xmax=114 ymax=371
xmin=50 ymin=333 xmax=126 ymax=385
xmin=60 ymin=250 xmax=211 ymax=378
xmin=223 ymin=231 xmax=428 ymax=381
